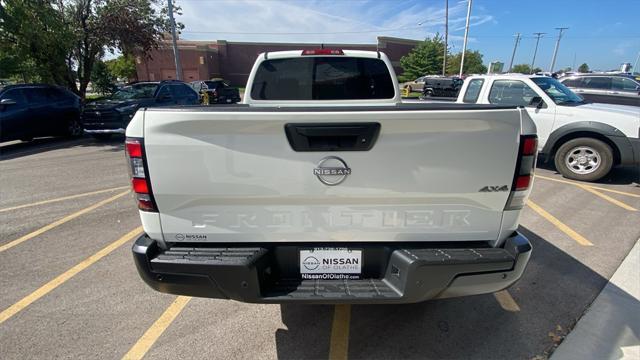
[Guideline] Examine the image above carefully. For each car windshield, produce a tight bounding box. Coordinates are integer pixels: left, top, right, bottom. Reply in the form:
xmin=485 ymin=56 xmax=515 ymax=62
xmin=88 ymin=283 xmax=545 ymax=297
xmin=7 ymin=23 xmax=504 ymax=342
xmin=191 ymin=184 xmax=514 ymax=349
xmin=531 ymin=77 xmax=584 ymax=105
xmin=110 ymin=83 xmax=158 ymax=100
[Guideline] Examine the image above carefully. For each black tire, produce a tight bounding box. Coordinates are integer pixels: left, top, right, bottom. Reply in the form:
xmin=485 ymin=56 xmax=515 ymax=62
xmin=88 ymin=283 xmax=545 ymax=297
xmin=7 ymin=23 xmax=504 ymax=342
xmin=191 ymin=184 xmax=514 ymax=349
xmin=66 ymin=118 xmax=83 ymax=138
xmin=92 ymin=133 xmax=113 ymax=141
xmin=554 ymin=137 xmax=614 ymax=182
xmin=419 ymin=90 xmax=433 ymax=100
xmin=405 ymin=85 xmax=412 ymax=93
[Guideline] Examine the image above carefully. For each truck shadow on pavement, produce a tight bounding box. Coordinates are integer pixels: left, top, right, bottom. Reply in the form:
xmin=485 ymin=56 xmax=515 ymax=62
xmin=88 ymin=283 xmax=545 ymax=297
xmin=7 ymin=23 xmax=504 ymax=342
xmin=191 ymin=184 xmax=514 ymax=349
xmin=275 ymin=226 xmax=640 ymax=360
xmin=536 ymin=156 xmax=639 ymax=186
xmin=0 ymin=136 xmax=124 ymax=161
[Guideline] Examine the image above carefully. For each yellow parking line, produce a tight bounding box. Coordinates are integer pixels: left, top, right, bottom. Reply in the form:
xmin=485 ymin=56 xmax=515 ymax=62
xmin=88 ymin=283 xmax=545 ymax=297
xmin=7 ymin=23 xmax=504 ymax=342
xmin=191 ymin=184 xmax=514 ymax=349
xmin=535 ymin=175 xmax=640 ymax=198
xmin=577 ymin=185 xmax=638 ymax=211
xmin=0 ymin=226 xmax=142 ymax=325
xmin=0 ymin=190 xmax=130 ymax=253
xmin=0 ymin=186 xmax=130 ymax=213
xmin=494 ymin=290 xmax=521 ymax=312
xmin=527 ymin=200 xmax=594 ymax=246
xmin=589 ymin=186 xmax=640 ymax=199
xmin=122 ymin=296 xmax=192 ymax=360
xmin=329 ymin=304 xmax=352 ymax=360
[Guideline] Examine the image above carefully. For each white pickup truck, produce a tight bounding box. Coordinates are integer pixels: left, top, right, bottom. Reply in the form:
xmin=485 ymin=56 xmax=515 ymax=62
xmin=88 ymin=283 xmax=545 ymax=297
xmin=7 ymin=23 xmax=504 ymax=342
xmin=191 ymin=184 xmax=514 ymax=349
xmin=456 ymin=74 xmax=640 ymax=181
xmin=128 ymin=49 xmax=537 ymax=304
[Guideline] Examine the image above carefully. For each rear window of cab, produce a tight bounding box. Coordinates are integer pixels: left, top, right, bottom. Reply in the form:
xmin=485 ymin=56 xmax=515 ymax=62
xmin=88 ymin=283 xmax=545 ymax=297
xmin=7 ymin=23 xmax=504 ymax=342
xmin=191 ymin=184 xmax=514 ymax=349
xmin=250 ymin=57 xmax=395 ymax=100
xmin=462 ymin=78 xmax=484 ymax=103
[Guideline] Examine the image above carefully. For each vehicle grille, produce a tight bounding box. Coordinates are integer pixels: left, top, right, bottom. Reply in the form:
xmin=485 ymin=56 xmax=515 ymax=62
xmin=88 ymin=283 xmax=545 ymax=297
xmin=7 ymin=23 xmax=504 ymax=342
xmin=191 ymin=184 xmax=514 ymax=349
xmin=82 ymin=109 xmax=120 ymax=123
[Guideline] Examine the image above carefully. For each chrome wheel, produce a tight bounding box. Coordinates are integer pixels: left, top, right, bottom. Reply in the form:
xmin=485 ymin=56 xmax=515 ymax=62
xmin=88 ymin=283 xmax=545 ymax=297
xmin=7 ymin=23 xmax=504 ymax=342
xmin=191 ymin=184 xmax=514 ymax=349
xmin=564 ymin=146 xmax=600 ymax=175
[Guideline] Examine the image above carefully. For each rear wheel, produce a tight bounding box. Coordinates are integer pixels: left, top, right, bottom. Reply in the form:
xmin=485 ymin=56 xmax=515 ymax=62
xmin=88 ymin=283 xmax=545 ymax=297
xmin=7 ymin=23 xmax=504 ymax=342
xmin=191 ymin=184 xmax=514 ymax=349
xmin=554 ymin=137 xmax=613 ymax=182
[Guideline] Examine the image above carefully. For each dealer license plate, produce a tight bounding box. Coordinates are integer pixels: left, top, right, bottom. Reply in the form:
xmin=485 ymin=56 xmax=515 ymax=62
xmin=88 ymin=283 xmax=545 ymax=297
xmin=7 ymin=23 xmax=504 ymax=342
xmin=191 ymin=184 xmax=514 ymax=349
xmin=299 ymin=248 xmax=362 ymax=280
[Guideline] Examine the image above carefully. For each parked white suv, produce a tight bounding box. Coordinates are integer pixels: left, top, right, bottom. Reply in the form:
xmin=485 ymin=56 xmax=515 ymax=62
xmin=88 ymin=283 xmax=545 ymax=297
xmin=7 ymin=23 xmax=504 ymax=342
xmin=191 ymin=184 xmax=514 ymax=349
xmin=457 ymin=74 xmax=640 ymax=181
xmin=127 ymin=50 xmax=537 ymax=304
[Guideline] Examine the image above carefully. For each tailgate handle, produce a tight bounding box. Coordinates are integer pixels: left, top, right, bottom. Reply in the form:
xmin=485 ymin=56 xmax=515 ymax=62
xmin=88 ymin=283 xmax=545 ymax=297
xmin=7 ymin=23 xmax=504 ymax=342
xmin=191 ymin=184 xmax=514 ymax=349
xmin=285 ymin=122 xmax=380 ymax=151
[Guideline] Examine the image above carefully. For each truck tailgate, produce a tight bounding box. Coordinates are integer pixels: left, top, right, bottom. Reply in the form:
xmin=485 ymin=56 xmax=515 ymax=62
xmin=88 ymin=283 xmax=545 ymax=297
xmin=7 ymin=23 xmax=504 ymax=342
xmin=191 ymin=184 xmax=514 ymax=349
xmin=143 ymin=107 xmax=522 ymax=243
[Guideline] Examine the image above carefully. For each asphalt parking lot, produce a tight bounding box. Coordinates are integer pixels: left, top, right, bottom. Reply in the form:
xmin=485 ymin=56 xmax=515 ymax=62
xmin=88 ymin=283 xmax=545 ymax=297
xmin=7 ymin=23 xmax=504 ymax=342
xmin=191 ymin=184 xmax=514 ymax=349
xmin=1 ymin=136 xmax=639 ymax=360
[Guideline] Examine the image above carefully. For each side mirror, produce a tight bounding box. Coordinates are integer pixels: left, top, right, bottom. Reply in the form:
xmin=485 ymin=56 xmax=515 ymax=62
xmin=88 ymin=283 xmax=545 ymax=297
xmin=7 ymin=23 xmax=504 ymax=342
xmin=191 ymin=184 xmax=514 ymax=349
xmin=0 ymin=98 xmax=16 ymax=111
xmin=529 ymin=96 xmax=545 ymax=109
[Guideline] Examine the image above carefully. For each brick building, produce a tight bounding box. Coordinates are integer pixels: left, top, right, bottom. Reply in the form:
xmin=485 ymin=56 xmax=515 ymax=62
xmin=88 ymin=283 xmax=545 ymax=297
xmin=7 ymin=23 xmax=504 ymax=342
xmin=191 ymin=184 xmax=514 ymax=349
xmin=135 ymin=36 xmax=420 ymax=86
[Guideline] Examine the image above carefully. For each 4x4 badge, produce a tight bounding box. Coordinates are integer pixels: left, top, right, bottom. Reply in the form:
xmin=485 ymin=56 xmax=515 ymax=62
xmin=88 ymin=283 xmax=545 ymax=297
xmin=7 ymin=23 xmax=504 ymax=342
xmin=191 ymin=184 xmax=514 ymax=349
xmin=479 ymin=185 xmax=509 ymax=192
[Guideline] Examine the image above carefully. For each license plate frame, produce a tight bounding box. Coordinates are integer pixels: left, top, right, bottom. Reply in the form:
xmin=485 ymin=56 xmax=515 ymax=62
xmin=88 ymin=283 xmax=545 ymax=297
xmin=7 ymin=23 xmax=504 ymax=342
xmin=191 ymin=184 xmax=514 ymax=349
xmin=299 ymin=247 xmax=362 ymax=280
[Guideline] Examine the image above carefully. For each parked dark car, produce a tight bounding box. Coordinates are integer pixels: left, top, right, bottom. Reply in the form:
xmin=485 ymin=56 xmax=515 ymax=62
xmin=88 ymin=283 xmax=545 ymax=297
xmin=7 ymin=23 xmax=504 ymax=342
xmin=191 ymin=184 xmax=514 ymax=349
xmin=0 ymin=84 xmax=82 ymax=143
xmin=559 ymin=74 xmax=640 ymax=107
xmin=190 ymin=79 xmax=241 ymax=104
xmin=81 ymin=80 xmax=199 ymax=139
xmin=420 ymin=77 xmax=464 ymax=99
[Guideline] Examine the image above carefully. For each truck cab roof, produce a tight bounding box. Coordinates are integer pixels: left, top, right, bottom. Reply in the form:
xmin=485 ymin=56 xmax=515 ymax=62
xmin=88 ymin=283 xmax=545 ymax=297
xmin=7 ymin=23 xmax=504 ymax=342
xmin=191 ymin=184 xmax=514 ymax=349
xmin=466 ymin=74 xmax=550 ymax=80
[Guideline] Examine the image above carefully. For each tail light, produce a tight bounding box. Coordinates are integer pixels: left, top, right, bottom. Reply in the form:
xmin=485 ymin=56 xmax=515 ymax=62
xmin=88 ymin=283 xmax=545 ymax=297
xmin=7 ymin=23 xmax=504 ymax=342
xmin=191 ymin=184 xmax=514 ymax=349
xmin=301 ymin=49 xmax=344 ymax=55
xmin=505 ymin=135 xmax=538 ymax=210
xmin=125 ymin=138 xmax=158 ymax=212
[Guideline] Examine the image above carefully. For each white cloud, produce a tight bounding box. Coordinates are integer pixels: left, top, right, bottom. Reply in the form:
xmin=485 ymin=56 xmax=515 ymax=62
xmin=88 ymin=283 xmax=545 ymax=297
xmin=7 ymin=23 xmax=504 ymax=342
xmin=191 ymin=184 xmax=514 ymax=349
xmin=176 ymin=0 xmax=493 ymax=45
xmin=613 ymin=41 xmax=632 ymax=56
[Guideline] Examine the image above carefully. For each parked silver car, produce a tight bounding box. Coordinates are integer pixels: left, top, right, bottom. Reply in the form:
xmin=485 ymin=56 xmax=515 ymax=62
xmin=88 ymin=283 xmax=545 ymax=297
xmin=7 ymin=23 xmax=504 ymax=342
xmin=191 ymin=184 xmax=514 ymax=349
xmin=559 ymin=74 xmax=640 ymax=107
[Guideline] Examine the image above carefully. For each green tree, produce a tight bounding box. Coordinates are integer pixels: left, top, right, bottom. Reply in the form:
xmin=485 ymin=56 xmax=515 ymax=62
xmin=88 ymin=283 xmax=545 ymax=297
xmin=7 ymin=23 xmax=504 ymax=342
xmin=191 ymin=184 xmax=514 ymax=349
xmin=91 ymin=60 xmax=117 ymax=95
xmin=532 ymin=67 xmax=543 ymax=74
xmin=511 ymin=64 xmax=532 ymax=74
xmin=0 ymin=0 xmax=179 ymax=98
xmin=398 ymin=34 xmax=446 ymax=82
xmin=0 ymin=1 xmax=76 ymax=87
xmin=105 ymin=55 xmax=137 ymax=81
xmin=446 ymin=50 xmax=487 ymax=75
xmin=578 ymin=63 xmax=589 ymax=73
xmin=0 ymin=52 xmax=34 ymax=81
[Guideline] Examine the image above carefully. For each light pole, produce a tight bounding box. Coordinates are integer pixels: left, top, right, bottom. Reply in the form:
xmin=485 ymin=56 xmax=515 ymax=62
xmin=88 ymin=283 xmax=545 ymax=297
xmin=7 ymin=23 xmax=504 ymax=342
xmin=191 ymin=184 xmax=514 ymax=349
xmin=442 ymin=0 xmax=448 ymax=76
xmin=507 ymin=33 xmax=521 ymax=73
xmin=530 ymin=32 xmax=545 ymax=74
xmin=168 ymin=0 xmax=183 ymax=80
xmin=549 ymin=27 xmax=568 ymax=73
xmin=459 ymin=0 xmax=472 ymax=77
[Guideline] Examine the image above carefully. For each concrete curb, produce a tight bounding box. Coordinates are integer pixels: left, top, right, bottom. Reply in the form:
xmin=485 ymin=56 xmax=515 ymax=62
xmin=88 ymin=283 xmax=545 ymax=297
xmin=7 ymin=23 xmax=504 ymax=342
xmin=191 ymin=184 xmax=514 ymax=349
xmin=551 ymin=239 xmax=640 ymax=360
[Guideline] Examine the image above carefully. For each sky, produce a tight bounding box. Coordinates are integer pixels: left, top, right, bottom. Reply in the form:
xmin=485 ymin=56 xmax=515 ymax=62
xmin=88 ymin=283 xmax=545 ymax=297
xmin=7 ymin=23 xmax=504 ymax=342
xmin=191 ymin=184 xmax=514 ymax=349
xmin=175 ymin=0 xmax=640 ymax=72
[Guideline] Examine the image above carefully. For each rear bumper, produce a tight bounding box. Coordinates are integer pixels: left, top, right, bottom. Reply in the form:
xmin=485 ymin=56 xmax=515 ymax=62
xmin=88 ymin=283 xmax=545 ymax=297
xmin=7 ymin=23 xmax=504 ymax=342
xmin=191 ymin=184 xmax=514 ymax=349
xmin=132 ymin=232 xmax=532 ymax=304
xmin=84 ymin=128 xmax=126 ymax=134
